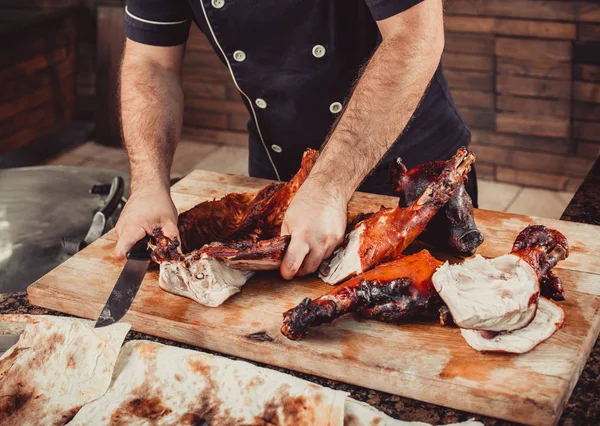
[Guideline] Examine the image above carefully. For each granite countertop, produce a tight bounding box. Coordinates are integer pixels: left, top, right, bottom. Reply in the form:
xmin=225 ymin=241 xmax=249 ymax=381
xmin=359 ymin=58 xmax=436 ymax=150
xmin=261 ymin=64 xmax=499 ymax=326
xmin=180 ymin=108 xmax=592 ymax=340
xmin=2 ymin=156 xmax=599 ymax=425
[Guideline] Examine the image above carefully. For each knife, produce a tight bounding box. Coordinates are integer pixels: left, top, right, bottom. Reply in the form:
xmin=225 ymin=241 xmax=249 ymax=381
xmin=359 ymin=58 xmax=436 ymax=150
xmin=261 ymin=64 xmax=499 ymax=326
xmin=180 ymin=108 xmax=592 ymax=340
xmin=95 ymin=236 xmax=151 ymax=328
xmin=0 ymin=321 xmax=27 ymax=357
xmin=0 ymin=334 xmax=21 ymax=357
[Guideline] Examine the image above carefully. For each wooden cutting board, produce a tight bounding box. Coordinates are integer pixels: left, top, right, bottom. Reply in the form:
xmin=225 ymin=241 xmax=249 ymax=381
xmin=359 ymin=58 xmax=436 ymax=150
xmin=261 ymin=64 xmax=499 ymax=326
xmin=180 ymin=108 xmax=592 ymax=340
xmin=28 ymin=170 xmax=600 ymax=426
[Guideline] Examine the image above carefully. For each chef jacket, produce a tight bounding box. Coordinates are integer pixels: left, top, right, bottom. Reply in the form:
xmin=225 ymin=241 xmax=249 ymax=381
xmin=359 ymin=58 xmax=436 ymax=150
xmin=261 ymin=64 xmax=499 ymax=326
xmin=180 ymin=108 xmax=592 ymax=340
xmin=124 ymin=0 xmax=476 ymax=204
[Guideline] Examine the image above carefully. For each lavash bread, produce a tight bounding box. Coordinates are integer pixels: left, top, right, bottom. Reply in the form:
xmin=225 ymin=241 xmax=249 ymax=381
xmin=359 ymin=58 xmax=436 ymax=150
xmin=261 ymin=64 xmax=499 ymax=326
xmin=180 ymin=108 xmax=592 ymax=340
xmin=1 ymin=315 xmax=483 ymax=426
xmin=69 ymin=340 xmax=347 ymax=425
xmin=344 ymin=399 xmax=483 ymax=426
xmin=71 ymin=340 xmax=483 ymax=426
xmin=0 ymin=315 xmax=130 ymax=425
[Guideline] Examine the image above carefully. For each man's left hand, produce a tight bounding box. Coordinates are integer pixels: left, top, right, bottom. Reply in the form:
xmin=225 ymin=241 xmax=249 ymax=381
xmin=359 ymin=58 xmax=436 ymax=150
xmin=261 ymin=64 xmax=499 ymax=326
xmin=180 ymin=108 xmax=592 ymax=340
xmin=280 ymin=180 xmax=348 ymax=279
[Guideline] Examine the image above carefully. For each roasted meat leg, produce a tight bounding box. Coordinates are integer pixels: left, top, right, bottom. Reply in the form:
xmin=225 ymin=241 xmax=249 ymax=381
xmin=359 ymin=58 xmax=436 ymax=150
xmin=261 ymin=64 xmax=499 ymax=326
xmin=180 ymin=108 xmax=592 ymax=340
xmin=432 ymin=225 xmax=569 ymax=332
xmin=319 ymin=147 xmax=475 ymax=285
xmin=511 ymin=224 xmax=568 ymax=301
xmin=150 ymin=149 xmax=318 ymax=307
xmin=391 ymin=158 xmax=483 ymax=256
xmin=176 ymin=149 xmax=319 ymax=253
xmin=281 ymin=250 xmax=442 ymax=340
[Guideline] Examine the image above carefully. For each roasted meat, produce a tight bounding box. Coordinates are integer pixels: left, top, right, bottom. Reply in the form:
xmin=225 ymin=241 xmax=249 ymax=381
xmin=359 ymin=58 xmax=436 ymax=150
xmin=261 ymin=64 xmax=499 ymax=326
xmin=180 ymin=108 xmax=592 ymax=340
xmin=460 ymin=297 xmax=565 ymax=353
xmin=511 ymin=224 xmax=568 ymax=301
xmin=432 ymin=225 xmax=568 ymax=332
xmin=176 ymin=149 xmax=318 ymax=253
xmin=391 ymin=158 xmax=483 ymax=256
xmin=150 ymin=149 xmax=318 ymax=307
xmin=319 ymin=147 xmax=476 ymax=285
xmin=281 ymin=250 xmax=443 ymax=340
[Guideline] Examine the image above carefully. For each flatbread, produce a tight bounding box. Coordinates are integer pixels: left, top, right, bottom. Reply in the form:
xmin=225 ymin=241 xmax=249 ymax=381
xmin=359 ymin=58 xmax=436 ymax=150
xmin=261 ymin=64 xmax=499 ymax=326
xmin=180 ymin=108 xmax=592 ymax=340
xmin=344 ymin=398 xmax=483 ymax=426
xmin=70 ymin=340 xmax=347 ymax=425
xmin=0 ymin=315 xmax=130 ymax=425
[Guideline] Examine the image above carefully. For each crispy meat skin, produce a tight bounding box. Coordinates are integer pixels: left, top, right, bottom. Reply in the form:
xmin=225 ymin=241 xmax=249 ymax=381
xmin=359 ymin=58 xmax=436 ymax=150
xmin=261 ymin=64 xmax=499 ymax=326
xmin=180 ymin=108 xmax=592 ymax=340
xmin=282 ymin=250 xmax=443 ymax=340
xmin=320 ymin=147 xmax=475 ymax=284
xmin=391 ymin=158 xmax=483 ymax=256
xmin=151 ymin=149 xmax=318 ymax=267
xmin=200 ymin=236 xmax=291 ymax=270
xmin=175 ymin=149 xmax=319 ymax=254
xmin=511 ymin=225 xmax=569 ymax=301
xmin=177 ymin=184 xmax=282 ymax=253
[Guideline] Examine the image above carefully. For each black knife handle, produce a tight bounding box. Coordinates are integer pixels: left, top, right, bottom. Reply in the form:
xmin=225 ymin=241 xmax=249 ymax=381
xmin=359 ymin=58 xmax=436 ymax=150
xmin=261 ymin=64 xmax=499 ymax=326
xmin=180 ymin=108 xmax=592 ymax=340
xmin=128 ymin=236 xmax=151 ymax=261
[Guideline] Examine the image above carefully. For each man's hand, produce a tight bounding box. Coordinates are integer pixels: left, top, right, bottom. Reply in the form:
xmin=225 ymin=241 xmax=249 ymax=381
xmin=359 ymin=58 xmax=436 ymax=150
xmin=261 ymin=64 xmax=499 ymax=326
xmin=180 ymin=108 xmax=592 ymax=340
xmin=114 ymin=183 xmax=179 ymax=260
xmin=280 ymin=180 xmax=347 ymax=279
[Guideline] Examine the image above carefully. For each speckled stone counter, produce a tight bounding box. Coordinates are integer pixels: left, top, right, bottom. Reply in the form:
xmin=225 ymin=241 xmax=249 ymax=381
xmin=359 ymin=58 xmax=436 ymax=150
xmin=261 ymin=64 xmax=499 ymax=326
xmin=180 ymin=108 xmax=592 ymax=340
xmin=2 ymin=158 xmax=600 ymax=425
xmin=561 ymin=156 xmax=600 ymax=227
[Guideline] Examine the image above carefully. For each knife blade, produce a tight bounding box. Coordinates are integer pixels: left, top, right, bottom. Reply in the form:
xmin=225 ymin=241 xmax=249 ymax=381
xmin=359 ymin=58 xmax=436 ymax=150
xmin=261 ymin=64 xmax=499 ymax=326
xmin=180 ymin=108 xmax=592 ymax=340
xmin=95 ymin=236 xmax=151 ymax=328
xmin=0 ymin=334 xmax=21 ymax=357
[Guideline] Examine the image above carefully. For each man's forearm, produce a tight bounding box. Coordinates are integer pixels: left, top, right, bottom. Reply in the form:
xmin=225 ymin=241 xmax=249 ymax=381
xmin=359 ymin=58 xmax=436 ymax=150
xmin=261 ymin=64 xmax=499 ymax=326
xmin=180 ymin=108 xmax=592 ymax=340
xmin=308 ymin=6 xmax=444 ymax=201
xmin=119 ymin=51 xmax=184 ymax=192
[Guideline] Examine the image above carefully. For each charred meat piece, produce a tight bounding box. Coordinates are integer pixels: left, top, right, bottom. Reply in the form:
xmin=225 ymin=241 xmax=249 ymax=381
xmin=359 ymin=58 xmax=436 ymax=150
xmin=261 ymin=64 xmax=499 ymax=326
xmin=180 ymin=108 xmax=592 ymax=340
xmin=357 ymin=292 xmax=443 ymax=324
xmin=432 ymin=225 xmax=568 ymax=332
xmin=460 ymin=297 xmax=565 ymax=353
xmin=150 ymin=149 xmax=318 ymax=307
xmin=177 ymin=184 xmax=282 ymax=253
xmin=511 ymin=225 xmax=568 ymax=301
xmin=177 ymin=149 xmax=319 ymax=253
xmin=319 ymin=147 xmax=475 ymax=285
xmin=200 ymin=235 xmax=291 ymax=270
xmin=391 ymin=158 xmax=483 ymax=256
xmin=282 ymin=250 xmax=442 ymax=340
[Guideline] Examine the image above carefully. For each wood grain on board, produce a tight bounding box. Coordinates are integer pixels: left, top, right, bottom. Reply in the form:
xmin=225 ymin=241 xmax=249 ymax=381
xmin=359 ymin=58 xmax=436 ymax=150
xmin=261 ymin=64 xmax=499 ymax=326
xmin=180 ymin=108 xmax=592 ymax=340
xmin=28 ymin=171 xmax=600 ymax=426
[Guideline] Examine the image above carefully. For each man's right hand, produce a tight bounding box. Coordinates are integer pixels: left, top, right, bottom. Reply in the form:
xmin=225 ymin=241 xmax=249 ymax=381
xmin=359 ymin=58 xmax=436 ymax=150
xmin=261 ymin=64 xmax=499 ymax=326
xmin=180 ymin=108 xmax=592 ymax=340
xmin=114 ymin=183 xmax=180 ymax=260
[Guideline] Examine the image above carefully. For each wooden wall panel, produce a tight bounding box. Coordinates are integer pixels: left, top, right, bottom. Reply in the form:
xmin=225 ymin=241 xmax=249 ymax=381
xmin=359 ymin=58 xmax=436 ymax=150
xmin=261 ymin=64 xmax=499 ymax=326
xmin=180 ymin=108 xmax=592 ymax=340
xmin=442 ymin=52 xmax=493 ymax=72
xmin=496 ymin=95 xmax=571 ymax=118
xmin=94 ymin=5 xmax=125 ymax=146
xmin=0 ymin=7 xmax=77 ymax=154
xmin=445 ymin=16 xmax=576 ymax=39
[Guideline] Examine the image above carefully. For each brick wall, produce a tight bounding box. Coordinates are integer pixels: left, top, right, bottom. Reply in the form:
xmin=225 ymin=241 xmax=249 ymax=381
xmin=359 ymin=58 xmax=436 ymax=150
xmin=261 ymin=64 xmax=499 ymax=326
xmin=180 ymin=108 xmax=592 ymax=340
xmin=179 ymin=2 xmax=600 ymax=190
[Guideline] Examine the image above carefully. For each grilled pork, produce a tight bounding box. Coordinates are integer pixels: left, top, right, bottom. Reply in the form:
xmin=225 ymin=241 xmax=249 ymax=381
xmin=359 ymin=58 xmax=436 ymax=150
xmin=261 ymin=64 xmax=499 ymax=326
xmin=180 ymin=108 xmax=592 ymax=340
xmin=282 ymin=250 xmax=442 ymax=340
xmin=432 ymin=225 xmax=568 ymax=332
xmin=391 ymin=158 xmax=483 ymax=256
xmin=319 ymin=148 xmax=476 ymax=285
xmin=150 ymin=150 xmax=318 ymax=307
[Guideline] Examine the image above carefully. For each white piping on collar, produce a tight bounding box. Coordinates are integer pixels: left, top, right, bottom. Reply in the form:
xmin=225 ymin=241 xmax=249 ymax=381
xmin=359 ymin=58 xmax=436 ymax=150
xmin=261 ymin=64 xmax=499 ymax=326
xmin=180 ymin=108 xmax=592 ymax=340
xmin=197 ymin=0 xmax=281 ymax=181
xmin=125 ymin=6 xmax=190 ymax=25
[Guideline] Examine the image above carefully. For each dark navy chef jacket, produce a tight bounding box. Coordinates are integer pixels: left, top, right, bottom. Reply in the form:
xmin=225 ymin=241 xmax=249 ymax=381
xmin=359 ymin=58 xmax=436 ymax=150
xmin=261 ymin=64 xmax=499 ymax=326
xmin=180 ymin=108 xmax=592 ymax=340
xmin=124 ymin=0 xmax=476 ymax=203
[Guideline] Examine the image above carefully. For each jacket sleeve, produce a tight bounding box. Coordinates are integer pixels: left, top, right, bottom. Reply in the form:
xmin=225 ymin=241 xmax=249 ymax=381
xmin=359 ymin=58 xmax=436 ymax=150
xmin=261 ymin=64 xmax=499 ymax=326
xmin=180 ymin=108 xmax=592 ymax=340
xmin=364 ymin=0 xmax=425 ymax=21
xmin=125 ymin=0 xmax=193 ymax=46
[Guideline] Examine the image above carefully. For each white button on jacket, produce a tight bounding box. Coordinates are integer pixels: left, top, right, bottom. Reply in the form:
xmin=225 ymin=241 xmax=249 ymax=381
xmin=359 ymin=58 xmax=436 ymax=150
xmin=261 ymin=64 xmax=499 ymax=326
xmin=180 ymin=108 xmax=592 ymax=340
xmin=233 ymin=50 xmax=246 ymax=62
xmin=211 ymin=0 xmax=224 ymax=9
xmin=271 ymin=144 xmax=283 ymax=153
xmin=312 ymin=45 xmax=326 ymax=58
xmin=255 ymin=98 xmax=267 ymax=109
xmin=329 ymin=102 xmax=342 ymax=114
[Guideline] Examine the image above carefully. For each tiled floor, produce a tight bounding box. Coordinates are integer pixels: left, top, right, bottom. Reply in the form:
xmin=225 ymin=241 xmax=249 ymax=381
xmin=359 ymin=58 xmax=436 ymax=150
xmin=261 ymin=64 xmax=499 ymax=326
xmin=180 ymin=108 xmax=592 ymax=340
xmin=45 ymin=140 xmax=575 ymax=219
